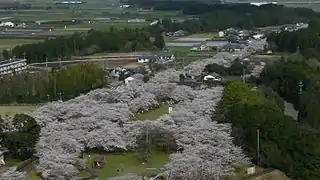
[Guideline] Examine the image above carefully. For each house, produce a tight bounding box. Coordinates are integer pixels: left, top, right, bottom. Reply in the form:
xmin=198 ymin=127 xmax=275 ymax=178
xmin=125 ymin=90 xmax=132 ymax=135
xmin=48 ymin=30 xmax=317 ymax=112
xmin=109 ymin=67 xmax=126 ymax=77
xmin=0 ymin=58 xmax=27 ymax=76
xmin=125 ymin=77 xmax=135 ymax=84
xmin=219 ymin=43 xmax=244 ymax=52
xmin=173 ymin=30 xmax=187 ymax=37
xmin=155 ymin=52 xmax=175 ymax=62
xmin=218 ymin=31 xmax=225 ymax=37
xmin=204 ymin=74 xmax=221 ymax=81
xmin=190 ymin=43 xmax=211 ymax=51
xmin=137 ymin=54 xmax=156 ymax=63
xmin=0 ymin=21 xmax=14 ymax=27
xmin=127 ymin=18 xmax=146 ymax=23
xmin=253 ymin=34 xmax=264 ymax=40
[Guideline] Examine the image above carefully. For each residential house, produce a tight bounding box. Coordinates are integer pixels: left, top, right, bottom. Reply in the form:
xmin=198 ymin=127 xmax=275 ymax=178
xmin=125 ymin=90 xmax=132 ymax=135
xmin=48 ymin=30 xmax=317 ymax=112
xmin=219 ymin=43 xmax=244 ymax=52
xmin=155 ymin=52 xmax=175 ymax=62
xmin=190 ymin=43 xmax=211 ymax=51
xmin=109 ymin=67 xmax=126 ymax=77
xmin=173 ymin=30 xmax=187 ymax=37
xmin=137 ymin=54 xmax=156 ymax=63
xmin=127 ymin=18 xmax=146 ymax=23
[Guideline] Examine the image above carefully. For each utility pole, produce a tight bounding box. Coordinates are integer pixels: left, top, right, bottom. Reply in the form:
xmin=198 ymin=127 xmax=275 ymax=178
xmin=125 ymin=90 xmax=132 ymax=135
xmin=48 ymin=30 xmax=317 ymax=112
xmin=297 ymin=80 xmax=304 ymax=121
xmin=58 ymin=92 xmax=62 ymax=101
xmin=257 ymin=129 xmax=260 ymax=165
xmin=45 ymin=57 xmax=48 ymax=69
xmin=298 ymin=80 xmax=303 ymax=96
xmin=145 ymin=125 xmax=149 ymax=163
xmin=73 ymin=39 xmax=77 ymax=55
xmin=242 ymin=67 xmax=246 ymax=83
xmin=46 ymin=94 xmax=50 ymax=102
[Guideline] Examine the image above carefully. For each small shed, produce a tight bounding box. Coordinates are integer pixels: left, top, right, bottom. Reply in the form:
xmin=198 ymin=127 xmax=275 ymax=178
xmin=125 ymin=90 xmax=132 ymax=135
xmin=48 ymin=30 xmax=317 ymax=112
xmin=204 ymin=74 xmax=221 ymax=81
xmin=125 ymin=77 xmax=135 ymax=84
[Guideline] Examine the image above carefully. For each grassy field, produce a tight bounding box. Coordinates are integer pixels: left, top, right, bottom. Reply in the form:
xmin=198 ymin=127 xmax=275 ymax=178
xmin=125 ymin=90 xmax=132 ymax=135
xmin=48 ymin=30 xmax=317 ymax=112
xmin=54 ymin=27 xmax=91 ymax=33
xmin=186 ymin=32 xmax=219 ymax=38
xmin=130 ymin=103 xmax=169 ymax=121
xmin=0 ymin=38 xmax=42 ymax=50
xmin=82 ymin=152 xmax=169 ymax=179
xmin=0 ymin=105 xmax=39 ymax=116
xmin=68 ymin=22 xmax=147 ymax=30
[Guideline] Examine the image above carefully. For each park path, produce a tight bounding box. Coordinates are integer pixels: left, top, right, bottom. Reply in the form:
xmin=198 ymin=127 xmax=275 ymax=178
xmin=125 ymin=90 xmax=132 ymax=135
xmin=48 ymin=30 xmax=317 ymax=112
xmin=284 ymin=101 xmax=298 ymax=121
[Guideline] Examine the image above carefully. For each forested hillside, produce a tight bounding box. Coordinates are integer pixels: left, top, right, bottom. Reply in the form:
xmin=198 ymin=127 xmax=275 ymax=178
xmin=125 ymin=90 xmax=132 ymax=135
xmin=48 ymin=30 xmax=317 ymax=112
xmin=142 ymin=1 xmax=318 ymax=32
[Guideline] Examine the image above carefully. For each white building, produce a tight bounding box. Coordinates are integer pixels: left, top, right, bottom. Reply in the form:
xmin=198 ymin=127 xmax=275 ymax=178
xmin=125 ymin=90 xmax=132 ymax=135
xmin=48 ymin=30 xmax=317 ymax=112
xmin=218 ymin=31 xmax=225 ymax=37
xmin=0 ymin=21 xmax=14 ymax=27
xmin=0 ymin=58 xmax=27 ymax=76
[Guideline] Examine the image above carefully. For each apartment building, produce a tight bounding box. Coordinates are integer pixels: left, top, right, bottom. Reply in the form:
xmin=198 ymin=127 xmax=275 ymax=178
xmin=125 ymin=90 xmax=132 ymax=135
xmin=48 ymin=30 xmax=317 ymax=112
xmin=0 ymin=58 xmax=27 ymax=76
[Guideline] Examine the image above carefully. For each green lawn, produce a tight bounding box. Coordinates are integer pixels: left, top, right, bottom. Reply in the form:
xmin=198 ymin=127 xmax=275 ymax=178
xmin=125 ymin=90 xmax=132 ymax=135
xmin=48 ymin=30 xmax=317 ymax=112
xmin=0 ymin=38 xmax=42 ymax=50
xmin=0 ymin=105 xmax=39 ymax=117
xmin=54 ymin=27 xmax=91 ymax=32
xmin=130 ymin=103 xmax=169 ymax=121
xmin=27 ymin=169 xmax=41 ymax=180
xmin=82 ymin=152 xmax=169 ymax=179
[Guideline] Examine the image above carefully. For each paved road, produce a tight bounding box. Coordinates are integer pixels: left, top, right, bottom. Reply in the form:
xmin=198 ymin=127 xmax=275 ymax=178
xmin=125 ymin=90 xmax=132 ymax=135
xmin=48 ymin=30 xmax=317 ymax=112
xmin=28 ymin=57 xmax=137 ymax=66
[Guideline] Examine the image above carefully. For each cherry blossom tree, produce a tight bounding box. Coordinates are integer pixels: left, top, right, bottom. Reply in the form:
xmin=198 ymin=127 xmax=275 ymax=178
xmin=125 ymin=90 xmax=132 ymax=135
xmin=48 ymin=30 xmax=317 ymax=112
xmin=30 ymin=56 xmax=259 ymax=179
xmin=0 ymin=167 xmax=27 ymax=180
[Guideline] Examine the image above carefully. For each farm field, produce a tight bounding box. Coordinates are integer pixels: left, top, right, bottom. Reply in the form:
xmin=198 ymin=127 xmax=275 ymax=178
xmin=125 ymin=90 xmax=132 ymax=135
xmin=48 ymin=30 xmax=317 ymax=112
xmin=67 ymin=22 xmax=148 ymax=30
xmin=186 ymin=32 xmax=219 ymax=38
xmin=0 ymin=38 xmax=42 ymax=50
xmin=0 ymin=105 xmax=39 ymax=116
xmin=81 ymin=152 xmax=169 ymax=179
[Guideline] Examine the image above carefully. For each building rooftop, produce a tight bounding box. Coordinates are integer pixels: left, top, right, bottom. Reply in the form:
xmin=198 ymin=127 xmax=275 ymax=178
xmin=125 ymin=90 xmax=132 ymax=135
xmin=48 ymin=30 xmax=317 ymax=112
xmin=0 ymin=58 xmax=26 ymax=66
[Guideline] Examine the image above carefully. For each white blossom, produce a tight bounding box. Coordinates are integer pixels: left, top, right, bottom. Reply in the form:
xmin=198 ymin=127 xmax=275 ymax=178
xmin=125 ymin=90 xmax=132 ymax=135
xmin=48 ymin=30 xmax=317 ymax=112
xmin=0 ymin=167 xmax=27 ymax=180
xmin=30 ymin=58 xmax=257 ymax=179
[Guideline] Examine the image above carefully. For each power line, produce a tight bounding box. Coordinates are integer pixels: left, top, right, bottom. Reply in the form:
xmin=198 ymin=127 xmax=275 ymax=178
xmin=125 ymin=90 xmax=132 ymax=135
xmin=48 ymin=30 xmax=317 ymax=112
xmin=257 ymin=129 xmax=260 ymax=165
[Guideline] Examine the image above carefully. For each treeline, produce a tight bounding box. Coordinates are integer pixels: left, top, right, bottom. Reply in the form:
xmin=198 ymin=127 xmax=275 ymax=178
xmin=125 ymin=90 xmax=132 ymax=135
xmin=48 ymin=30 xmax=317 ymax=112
xmin=0 ymin=114 xmax=40 ymax=160
xmin=12 ymin=28 xmax=160 ymax=64
xmin=0 ymin=63 xmax=105 ymax=104
xmin=147 ymin=3 xmax=317 ymax=33
xmin=204 ymin=58 xmax=250 ymax=76
xmin=259 ymin=58 xmax=320 ymax=130
xmin=267 ymin=20 xmax=320 ymax=59
xmin=217 ymin=82 xmax=320 ymax=179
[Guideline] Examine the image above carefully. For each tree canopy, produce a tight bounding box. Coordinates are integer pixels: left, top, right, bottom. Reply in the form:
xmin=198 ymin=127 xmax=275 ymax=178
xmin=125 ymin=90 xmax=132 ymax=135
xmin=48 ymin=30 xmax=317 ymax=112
xmin=145 ymin=2 xmax=317 ymax=33
xmin=0 ymin=63 xmax=105 ymax=104
xmin=12 ymin=28 xmax=160 ymax=64
xmin=219 ymin=82 xmax=320 ymax=179
xmin=0 ymin=114 xmax=40 ymax=160
xmin=267 ymin=20 xmax=320 ymax=59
